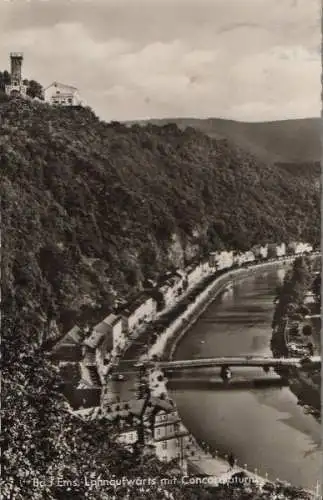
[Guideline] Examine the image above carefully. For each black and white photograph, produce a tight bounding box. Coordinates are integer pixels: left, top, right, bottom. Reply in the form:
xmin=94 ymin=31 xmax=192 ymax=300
xmin=1 ymin=1 xmax=321 ymax=499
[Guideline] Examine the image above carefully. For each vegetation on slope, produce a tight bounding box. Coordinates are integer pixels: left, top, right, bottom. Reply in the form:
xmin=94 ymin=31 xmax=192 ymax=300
xmin=134 ymin=117 xmax=321 ymax=163
xmin=0 ymin=70 xmax=43 ymax=99
xmin=1 ymin=99 xmax=320 ymax=332
xmin=1 ymin=98 xmax=319 ymax=499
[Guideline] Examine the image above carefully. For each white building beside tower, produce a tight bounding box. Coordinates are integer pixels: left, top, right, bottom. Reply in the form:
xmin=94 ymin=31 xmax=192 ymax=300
xmin=44 ymin=81 xmax=82 ymax=106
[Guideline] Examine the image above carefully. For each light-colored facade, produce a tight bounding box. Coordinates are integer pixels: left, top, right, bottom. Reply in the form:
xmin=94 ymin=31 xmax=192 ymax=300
xmin=121 ymin=296 xmax=157 ymax=333
xmin=44 ymin=82 xmax=82 ymax=106
xmin=152 ymin=410 xmax=189 ymax=466
xmin=304 ymin=292 xmax=316 ymax=305
xmin=257 ymin=245 xmax=268 ymax=259
xmin=234 ymin=250 xmax=255 ymax=266
xmin=276 ymin=242 xmax=286 ymax=257
xmin=185 ymin=261 xmax=212 ymax=289
xmin=209 ymin=250 xmax=234 ymax=270
xmin=102 ymin=314 xmax=125 ymax=352
xmin=288 ymin=242 xmax=313 ymax=255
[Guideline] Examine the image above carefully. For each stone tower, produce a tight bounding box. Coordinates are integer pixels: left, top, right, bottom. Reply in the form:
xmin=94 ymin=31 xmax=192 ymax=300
xmin=5 ymin=52 xmax=27 ymax=97
xmin=10 ymin=52 xmax=23 ymax=85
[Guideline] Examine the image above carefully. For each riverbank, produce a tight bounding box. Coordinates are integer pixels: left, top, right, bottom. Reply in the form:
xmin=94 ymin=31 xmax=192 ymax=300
xmin=270 ymin=255 xmax=321 ymax=417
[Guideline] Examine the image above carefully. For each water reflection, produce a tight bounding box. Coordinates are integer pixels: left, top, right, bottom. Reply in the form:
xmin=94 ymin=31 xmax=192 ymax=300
xmin=169 ymin=267 xmax=321 ymax=490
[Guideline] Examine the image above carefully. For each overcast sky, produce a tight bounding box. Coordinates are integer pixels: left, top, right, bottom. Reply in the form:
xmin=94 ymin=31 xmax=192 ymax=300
xmin=0 ymin=0 xmax=321 ymax=122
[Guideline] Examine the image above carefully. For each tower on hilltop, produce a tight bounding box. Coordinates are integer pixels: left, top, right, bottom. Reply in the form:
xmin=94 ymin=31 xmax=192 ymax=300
xmin=10 ymin=52 xmax=23 ymax=85
xmin=5 ymin=52 xmax=27 ymax=98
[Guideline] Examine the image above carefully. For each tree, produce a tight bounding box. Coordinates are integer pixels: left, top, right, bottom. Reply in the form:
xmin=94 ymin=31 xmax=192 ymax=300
xmin=0 ymin=70 xmax=10 ymax=91
xmin=26 ymin=79 xmax=44 ymax=100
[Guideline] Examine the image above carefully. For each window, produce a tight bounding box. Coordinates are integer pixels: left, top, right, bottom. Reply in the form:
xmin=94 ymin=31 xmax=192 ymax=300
xmin=68 ymin=98 xmax=72 ymax=104
xmin=162 ymin=441 xmax=167 ymax=450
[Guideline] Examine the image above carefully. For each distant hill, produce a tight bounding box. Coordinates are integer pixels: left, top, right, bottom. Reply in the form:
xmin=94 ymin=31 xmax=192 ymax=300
xmin=128 ymin=117 xmax=321 ymax=164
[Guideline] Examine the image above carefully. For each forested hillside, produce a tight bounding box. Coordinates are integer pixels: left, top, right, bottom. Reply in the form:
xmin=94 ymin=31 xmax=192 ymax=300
xmin=131 ymin=117 xmax=321 ymax=163
xmin=1 ymin=98 xmax=320 ymax=334
xmin=1 ymin=97 xmax=319 ymax=499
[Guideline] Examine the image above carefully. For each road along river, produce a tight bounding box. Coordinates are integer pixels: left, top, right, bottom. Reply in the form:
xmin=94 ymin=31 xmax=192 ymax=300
xmin=168 ymin=266 xmax=321 ymax=491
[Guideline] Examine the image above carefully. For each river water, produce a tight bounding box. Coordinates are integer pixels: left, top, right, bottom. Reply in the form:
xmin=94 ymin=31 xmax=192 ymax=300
xmin=169 ymin=266 xmax=321 ymax=491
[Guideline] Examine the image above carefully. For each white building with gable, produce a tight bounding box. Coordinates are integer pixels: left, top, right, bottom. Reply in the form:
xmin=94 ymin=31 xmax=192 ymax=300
xmin=44 ymin=81 xmax=82 ymax=106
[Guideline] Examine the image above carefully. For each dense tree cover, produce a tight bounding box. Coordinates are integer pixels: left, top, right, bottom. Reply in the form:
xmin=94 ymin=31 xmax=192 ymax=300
xmin=271 ymin=257 xmax=321 ymax=416
xmin=0 ymin=70 xmax=11 ymax=91
xmin=1 ymin=99 xmax=320 ymax=332
xmin=23 ymin=78 xmax=44 ymax=100
xmin=1 ymin=99 xmax=319 ymax=499
xmin=131 ymin=117 xmax=321 ymax=163
xmin=312 ymin=273 xmax=321 ymax=304
xmin=272 ymin=257 xmax=314 ymax=329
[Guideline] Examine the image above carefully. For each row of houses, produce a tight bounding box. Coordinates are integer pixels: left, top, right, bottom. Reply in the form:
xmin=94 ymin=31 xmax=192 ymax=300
xmin=209 ymin=241 xmax=313 ymax=270
xmin=51 ymin=240 xmax=314 ymax=408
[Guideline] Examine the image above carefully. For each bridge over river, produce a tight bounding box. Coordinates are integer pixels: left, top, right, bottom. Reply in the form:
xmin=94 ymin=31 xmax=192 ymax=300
xmin=117 ymin=355 xmax=320 ymax=373
xmin=156 ymin=355 xmax=321 ymax=371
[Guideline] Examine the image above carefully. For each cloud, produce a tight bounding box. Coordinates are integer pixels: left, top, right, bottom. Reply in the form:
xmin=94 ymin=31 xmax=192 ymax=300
xmin=0 ymin=0 xmax=320 ymax=121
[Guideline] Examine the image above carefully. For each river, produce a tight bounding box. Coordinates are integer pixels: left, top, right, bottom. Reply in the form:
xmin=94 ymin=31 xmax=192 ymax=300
xmin=168 ymin=266 xmax=321 ymax=491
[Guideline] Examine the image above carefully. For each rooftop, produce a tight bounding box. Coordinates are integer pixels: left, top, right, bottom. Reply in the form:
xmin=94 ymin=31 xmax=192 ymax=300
xmin=154 ymin=413 xmax=182 ymax=427
xmin=45 ymin=81 xmax=78 ymax=91
xmin=103 ymin=313 xmax=122 ymax=327
xmin=84 ymin=322 xmax=112 ymax=349
xmin=51 ymin=343 xmax=83 ymax=362
xmin=157 ymin=270 xmax=185 ymax=289
xmin=150 ymin=397 xmax=174 ymax=412
xmin=121 ymin=293 xmax=155 ymax=316
xmin=53 ymin=325 xmax=82 ymax=348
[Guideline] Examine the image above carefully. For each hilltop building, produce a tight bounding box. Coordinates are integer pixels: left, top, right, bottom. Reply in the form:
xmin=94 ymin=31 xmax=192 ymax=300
xmin=5 ymin=52 xmax=28 ymax=98
xmin=44 ymin=81 xmax=82 ymax=106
